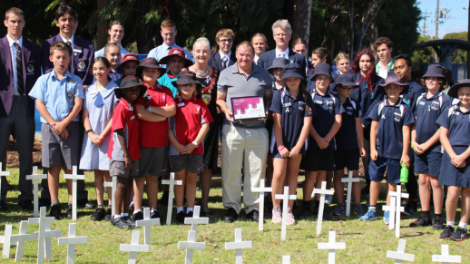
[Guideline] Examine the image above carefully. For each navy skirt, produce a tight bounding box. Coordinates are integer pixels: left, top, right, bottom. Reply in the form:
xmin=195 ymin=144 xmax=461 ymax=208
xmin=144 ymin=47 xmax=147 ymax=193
xmin=439 ymin=146 xmax=470 ymax=187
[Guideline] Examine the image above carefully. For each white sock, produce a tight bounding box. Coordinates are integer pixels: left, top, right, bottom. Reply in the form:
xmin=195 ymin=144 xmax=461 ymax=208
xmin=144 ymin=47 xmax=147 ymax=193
xmin=187 ymin=207 xmax=194 ymax=214
xmin=114 ymin=215 xmax=121 ymax=219
xmin=121 ymin=213 xmax=128 ymax=217
xmin=447 ymin=221 xmax=455 ymax=227
xmin=458 ymin=222 xmax=467 ymax=229
xmin=133 ymin=209 xmax=142 ymax=214
xmin=177 ymin=207 xmax=184 ymax=213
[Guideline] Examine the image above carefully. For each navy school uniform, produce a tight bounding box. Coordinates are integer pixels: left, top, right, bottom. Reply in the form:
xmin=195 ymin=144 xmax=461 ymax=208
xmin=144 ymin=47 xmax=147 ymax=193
xmin=301 ymin=90 xmax=345 ymax=171
xmin=414 ymin=91 xmax=451 ymax=176
xmin=269 ymin=87 xmax=316 ymax=158
xmin=306 ymin=69 xmax=338 ymax=93
xmin=335 ymin=97 xmax=361 ymax=170
xmin=437 ymin=104 xmax=470 ymax=187
xmin=366 ymin=97 xmax=415 ymax=183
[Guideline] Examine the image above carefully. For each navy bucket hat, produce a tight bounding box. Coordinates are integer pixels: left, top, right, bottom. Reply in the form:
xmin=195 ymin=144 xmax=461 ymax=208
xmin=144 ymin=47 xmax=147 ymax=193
xmin=115 ymin=76 xmax=146 ymax=99
xmin=281 ymin=63 xmax=304 ymax=80
xmin=422 ymin=64 xmax=446 ymax=78
xmin=447 ymin=79 xmax=470 ymax=98
xmin=334 ymin=73 xmax=359 ymax=90
xmin=310 ymin=63 xmax=333 ymax=80
xmin=268 ymin=58 xmax=289 ymax=72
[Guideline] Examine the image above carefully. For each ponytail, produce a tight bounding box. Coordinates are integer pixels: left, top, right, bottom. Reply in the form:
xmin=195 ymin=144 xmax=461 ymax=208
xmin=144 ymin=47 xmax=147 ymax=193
xmin=299 ymin=83 xmax=312 ymax=115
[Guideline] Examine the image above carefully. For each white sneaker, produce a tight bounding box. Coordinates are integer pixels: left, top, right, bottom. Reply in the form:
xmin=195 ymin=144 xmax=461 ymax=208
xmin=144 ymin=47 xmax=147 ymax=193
xmin=272 ymin=208 xmax=282 ymax=223
xmin=286 ymin=211 xmax=296 ymax=225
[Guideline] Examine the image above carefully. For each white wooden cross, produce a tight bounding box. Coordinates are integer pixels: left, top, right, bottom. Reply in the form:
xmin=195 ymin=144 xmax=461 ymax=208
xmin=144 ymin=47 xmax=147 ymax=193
xmin=341 ymin=171 xmax=359 ymax=216
xmin=382 ymin=197 xmax=397 ymax=230
xmin=64 ymin=166 xmax=85 ymax=220
xmin=58 ymin=223 xmax=88 ymax=264
xmin=26 ymin=166 xmax=48 ymax=218
xmin=389 ymin=185 xmax=409 ymax=238
xmin=225 ymin=228 xmax=252 ymax=264
xmin=432 ymin=244 xmax=461 ymax=263
xmin=252 ymin=179 xmax=272 ymax=231
xmin=282 ymin=255 xmax=291 ymax=264
xmin=386 ymin=239 xmax=415 ymax=263
xmin=0 ymin=162 xmax=11 ymax=205
xmin=184 ymin=206 xmax=209 ymax=236
xmin=275 ymin=186 xmax=297 ymax=241
xmin=119 ymin=230 xmax=149 ymax=264
xmin=317 ymin=230 xmax=346 ymax=264
xmin=10 ymin=220 xmax=38 ymax=262
xmin=0 ymin=224 xmax=13 ymax=258
xmin=311 ymin=181 xmax=334 ymax=236
xmin=28 ymin=207 xmax=62 ymax=263
xmin=162 ymin=172 xmax=182 ymax=225
xmin=135 ymin=207 xmax=160 ymax=245
xmin=178 ymin=230 xmax=206 ymax=264
xmin=103 ymin=177 xmax=117 ymax=218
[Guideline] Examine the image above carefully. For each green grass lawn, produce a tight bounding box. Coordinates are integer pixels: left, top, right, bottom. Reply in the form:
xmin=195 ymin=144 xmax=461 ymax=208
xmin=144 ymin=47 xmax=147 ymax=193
xmin=0 ymin=168 xmax=468 ymax=263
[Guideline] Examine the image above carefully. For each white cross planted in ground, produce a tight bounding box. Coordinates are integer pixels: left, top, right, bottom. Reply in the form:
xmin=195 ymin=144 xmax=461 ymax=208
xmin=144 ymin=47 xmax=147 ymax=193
xmin=10 ymin=220 xmax=39 ymax=262
xmin=0 ymin=162 xmax=11 ymax=206
xmin=58 ymin=223 xmax=88 ymax=264
xmin=275 ymin=186 xmax=297 ymax=241
xmin=341 ymin=171 xmax=359 ymax=216
xmin=28 ymin=207 xmax=62 ymax=263
xmin=0 ymin=224 xmax=13 ymax=258
xmin=120 ymin=230 xmax=149 ymax=264
xmin=252 ymin=179 xmax=272 ymax=231
xmin=225 ymin=228 xmax=252 ymax=264
xmin=26 ymin=166 xmax=48 ymax=218
xmin=432 ymin=244 xmax=461 ymax=263
xmin=382 ymin=197 xmax=398 ymax=230
xmin=282 ymin=255 xmax=291 ymax=264
xmin=317 ymin=230 xmax=346 ymax=264
xmin=184 ymin=206 xmax=209 ymax=236
xmin=386 ymin=239 xmax=415 ymax=263
xmin=389 ymin=185 xmax=409 ymax=238
xmin=162 ymin=172 xmax=182 ymax=225
xmin=64 ymin=166 xmax=85 ymax=220
xmin=135 ymin=207 xmax=160 ymax=245
xmin=178 ymin=230 xmax=206 ymax=264
xmin=103 ymin=177 xmax=117 ymax=218
xmin=312 ymin=181 xmax=334 ymax=236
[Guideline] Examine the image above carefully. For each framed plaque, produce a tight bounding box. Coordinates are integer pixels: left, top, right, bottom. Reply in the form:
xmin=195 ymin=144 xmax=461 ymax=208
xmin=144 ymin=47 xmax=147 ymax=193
xmin=231 ymin=96 xmax=266 ymax=121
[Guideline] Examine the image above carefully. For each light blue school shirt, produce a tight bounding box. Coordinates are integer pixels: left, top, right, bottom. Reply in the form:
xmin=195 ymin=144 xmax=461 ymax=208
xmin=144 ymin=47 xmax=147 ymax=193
xmin=79 ymin=81 xmax=118 ymax=170
xmin=94 ymin=43 xmax=130 ymax=63
xmin=28 ymin=70 xmax=85 ymax=123
xmin=157 ymin=73 xmax=178 ymax=97
xmin=147 ymin=43 xmax=194 ymax=68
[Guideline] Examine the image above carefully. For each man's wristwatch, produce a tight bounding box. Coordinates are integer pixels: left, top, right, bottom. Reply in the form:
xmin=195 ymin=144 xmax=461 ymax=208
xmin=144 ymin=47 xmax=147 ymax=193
xmin=192 ymin=141 xmax=199 ymax=148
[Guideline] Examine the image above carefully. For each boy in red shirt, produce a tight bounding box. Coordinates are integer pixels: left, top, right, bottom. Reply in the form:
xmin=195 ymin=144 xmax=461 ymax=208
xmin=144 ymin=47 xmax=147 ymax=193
xmin=168 ymin=72 xmax=213 ymax=223
xmin=108 ymin=76 xmax=146 ymax=229
xmin=134 ymin=58 xmax=176 ymax=221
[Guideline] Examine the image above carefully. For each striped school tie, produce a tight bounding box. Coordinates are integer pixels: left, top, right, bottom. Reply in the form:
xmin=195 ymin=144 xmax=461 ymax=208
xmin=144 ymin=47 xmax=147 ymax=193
xmin=13 ymin=42 xmax=24 ymax=95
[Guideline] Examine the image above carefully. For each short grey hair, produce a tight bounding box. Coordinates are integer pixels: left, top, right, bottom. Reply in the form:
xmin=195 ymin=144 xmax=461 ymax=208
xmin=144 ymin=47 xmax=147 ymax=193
xmin=192 ymin=37 xmax=211 ymax=53
xmin=271 ymin=19 xmax=292 ymax=35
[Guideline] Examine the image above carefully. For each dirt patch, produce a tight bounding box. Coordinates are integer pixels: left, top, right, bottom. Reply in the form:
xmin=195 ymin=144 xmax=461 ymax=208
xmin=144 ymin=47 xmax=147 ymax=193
xmin=6 ymin=135 xmax=42 ymax=168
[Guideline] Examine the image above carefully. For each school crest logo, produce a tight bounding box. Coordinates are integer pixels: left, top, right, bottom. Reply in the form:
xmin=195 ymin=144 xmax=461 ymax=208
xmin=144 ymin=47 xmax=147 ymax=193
xmin=394 ymin=112 xmax=401 ymax=122
xmin=327 ymin=100 xmax=333 ymax=109
xmin=202 ymin=94 xmax=211 ymax=105
xmin=66 ymin=92 xmax=74 ymax=100
xmin=346 ymin=107 xmax=353 ymax=115
xmin=431 ymin=101 xmax=439 ymax=110
xmin=78 ymin=61 xmax=86 ymax=70
xmin=27 ymin=64 xmax=34 ymax=73
xmin=298 ymin=101 xmax=305 ymax=111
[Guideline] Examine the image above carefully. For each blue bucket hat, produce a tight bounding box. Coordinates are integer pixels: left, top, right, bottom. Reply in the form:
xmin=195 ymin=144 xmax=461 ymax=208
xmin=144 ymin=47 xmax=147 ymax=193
xmin=310 ymin=63 xmax=333 ymax=80
xmin=268 ymin=58 xmax=289 ymax=72
xmin=334 ymin=73 xmax=359 ymax=90
xmin=447 ymin=79 xmax=470 ymax=98
xmin=378 ymin=75 xmax=409 ymax=95
xmin=422 ymin=64 xmax=446 ymax=78
xmin=281 ymin=63 xmax=304 ymax=80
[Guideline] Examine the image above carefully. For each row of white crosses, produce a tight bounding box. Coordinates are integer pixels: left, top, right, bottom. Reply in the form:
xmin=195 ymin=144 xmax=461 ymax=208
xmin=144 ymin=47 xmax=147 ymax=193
xmin=386 ymin=239 xmax=462 ymax=263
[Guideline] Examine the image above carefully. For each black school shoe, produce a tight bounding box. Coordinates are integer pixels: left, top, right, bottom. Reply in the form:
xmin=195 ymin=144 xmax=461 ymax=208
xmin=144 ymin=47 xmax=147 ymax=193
xmin=409 ymin=215 xmax=432 ymax=227
xmin=439 ymin=225 xmax=454 ymax=239
xmin=298 ymin=208 xmax=311 ymax=220
xmin=150 ymin=211 xmax=160 ymax=219
xmin=403 ymin=202 xmax=417 ymax=216
xmin=18 ymin=200 xmax=33 ymax=210
xmin=223 ymin=208 xmax=239 ymax=223
xmin=432 ymin=215 xmax=444 ymax=230
xmin=111 ymin=217 xmax=131 ymax=229
xmin=104 ymin=208 xmax=112 ymax=221
xmin=122 ymin=216 xmax=135 ymax=227
xmin=49 ymin=204 xmax=62 ymax=220
xmin=177 ymin=211 xmax=186 ymax=224
xmin=90 ymin=208 xmax=105 ymax=221
xmin=132 ymin=211 xmax=144 ymax=221
xmin=450 ymin=227 xmax=468 ymax=241
xmin=246 ymin=210 xmax=261 ymax=223
xmin=66 ymin=204 xmax=73 ymax=219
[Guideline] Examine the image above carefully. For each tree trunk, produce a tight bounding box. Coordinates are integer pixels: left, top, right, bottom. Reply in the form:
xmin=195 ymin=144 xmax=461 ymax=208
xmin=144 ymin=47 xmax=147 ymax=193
xmin=355 ymin=0 xmax=385 ymax=52
xmin=348 ymin=0 xmax=355 ymax=62
xmin=293 ymin=0 xmax=312 ymax=47
xmin=97 ymin=0 xmax=109 ymax=50
xmin=132 ymin=0 xmax=154 ymax=54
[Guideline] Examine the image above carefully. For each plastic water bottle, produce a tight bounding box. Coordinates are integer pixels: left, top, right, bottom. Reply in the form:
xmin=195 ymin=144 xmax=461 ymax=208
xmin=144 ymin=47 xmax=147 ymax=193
xmin=400 ymin=162 xmax=409 ymax=183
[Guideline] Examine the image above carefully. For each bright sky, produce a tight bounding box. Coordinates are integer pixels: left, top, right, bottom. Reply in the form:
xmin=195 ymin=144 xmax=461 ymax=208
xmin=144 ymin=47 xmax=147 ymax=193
xmin=418 ymin=0 xmax=469 ymax=38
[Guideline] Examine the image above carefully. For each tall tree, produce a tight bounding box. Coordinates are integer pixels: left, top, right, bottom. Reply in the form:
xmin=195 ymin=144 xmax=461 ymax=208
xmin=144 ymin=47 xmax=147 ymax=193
xmin=293 ymin=0 xmax=312 ymax=47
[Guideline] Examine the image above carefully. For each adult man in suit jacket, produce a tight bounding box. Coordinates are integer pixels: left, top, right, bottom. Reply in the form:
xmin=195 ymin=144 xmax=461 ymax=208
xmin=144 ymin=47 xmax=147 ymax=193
xmin=40 ymin=2 xmax=93 ymax=207
xmin=208 ymin=29 xmax=237 ymax=72
xmin=0 ymin=7 xmax=42 ymax=210
xmin=257 ymin=19 xmax=307 ymax=79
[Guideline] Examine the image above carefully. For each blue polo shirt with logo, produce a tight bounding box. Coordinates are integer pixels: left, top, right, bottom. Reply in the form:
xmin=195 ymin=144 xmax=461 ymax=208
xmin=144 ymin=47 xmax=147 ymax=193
xmin=437 ymin=104 xmax=470 ymax=146
xmin=335 ymin=97 xmax=361 ymax=150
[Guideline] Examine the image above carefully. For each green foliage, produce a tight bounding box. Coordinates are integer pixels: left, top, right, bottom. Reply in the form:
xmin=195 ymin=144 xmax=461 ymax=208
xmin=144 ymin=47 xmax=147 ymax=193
xmin=411 ymin=35 xmax=435 ymax=79
xmin=443 ymin=31 xmax=468 ymax=64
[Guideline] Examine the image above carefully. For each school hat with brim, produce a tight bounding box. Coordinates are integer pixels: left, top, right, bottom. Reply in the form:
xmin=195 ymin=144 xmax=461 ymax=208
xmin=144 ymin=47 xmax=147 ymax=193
xmin=422 ymin=64 xmax=446 ymax=78
xmin=114 ymin=76 xmax=147 ymax=99
xmin=118 ymin=53 xmax=139 ymax=70
xmin=310 ymin=63 xmax=333 ymax=80
xmin=158 ymin=48 xmax=194 ymax=68
xmin=447 ymin=79 xmax=470 ymax=98
xmin=172 ymin=71 xmax=202 ymax=89
xmin=378 ymin=75 xmax=409 ymax=94
xmin=333 ymin=73 xmax=360 ymax=91
xmin=281 ymin=63 xmax=305 ymax=80
xmin=268 ymin=58 xmax=289 ymax=72
xmin=135 ymin=57 xmax=166 ymax=78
